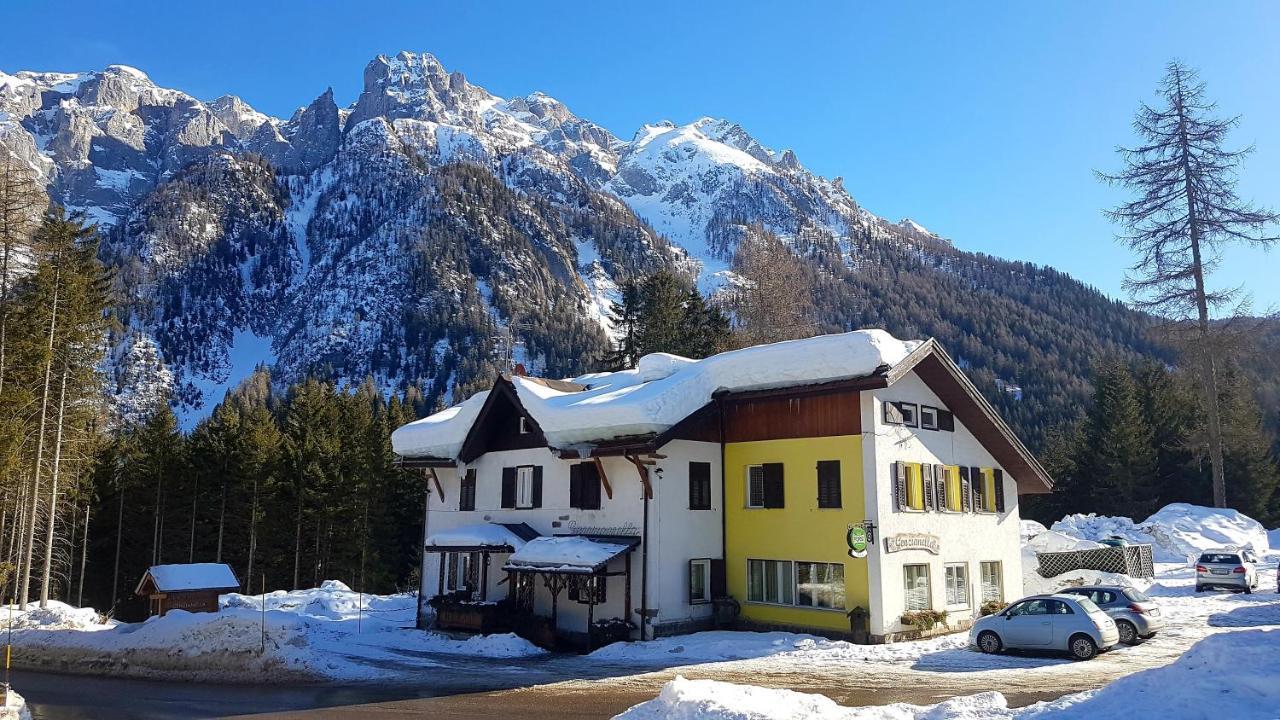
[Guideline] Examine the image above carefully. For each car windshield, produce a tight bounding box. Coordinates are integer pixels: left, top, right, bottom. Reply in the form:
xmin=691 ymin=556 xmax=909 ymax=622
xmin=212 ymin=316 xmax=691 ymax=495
xmin=1073 ymin=597 xmax=1102 ymax=613
xmin=1199 ymin=553 xmax=1240 ymax=564
xmin=1122 ymin=588 xmax=1150 ymax=602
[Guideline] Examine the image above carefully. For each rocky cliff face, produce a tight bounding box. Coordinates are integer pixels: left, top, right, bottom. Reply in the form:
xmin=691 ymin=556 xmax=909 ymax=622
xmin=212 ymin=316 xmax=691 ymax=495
xmin=2 ymin=51 xmax=1144 ymax=436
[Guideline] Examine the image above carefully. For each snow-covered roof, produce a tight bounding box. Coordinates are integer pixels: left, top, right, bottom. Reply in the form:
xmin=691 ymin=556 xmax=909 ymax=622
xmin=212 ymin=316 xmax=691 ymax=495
xmin=137 ymin=563 xmax=239 ymax=594
xmin=503 ymin=536 xmax=634 ymax=574
xmin=392 ymin=329 xmax=917 ymax=458
xmin=425 ymin=523 xmax=537 ymax=550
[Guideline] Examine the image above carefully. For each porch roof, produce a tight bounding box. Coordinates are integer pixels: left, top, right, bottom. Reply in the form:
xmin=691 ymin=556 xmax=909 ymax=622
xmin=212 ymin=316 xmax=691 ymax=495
xmin=424 ymin=522 xmax=539 ymax=552
xmin=502 ymin=535 xmax=636 ymax=575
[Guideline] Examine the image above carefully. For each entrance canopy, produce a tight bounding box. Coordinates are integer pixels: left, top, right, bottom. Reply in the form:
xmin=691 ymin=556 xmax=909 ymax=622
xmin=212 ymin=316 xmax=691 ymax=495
xmin=503 ymin=536 xmax=636 ymax=575
xmin=425 ymin=522 xmax=538 ymax=553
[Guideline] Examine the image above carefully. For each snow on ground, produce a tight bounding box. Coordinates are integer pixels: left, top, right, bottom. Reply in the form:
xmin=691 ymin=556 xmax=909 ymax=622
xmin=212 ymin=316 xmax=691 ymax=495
xmin=615 ymin=629 xmax=1280 ymax=720
xmin=9 ymin=581 xmax=544 ymax=683
xmin=0 ymin=689 xmax=29 ymax=720
xmin=1052 ymin=503 xmax=1269 ymax=562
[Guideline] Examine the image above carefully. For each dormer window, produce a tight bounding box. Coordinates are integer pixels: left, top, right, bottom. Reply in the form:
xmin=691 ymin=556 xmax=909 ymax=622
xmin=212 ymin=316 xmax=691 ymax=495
xmin=920 ymin=406 xmax=939 ymax=431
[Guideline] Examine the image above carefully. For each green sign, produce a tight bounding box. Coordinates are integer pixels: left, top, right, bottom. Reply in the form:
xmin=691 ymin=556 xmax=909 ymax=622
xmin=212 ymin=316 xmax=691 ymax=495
xmin=846 ymin=525 xmax=869 ymax=558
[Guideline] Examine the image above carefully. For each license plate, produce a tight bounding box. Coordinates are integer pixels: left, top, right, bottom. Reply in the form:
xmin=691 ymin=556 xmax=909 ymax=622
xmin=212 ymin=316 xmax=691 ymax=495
xmin=1211 ymin=569 xmax=1229 ymax=575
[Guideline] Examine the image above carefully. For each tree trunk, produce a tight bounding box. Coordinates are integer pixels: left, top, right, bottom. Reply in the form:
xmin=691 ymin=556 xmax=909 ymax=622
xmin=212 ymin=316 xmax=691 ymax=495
xmin=215 ymin=460 xmax=228 ymax=563
xmin=78 ymin=504 xmax=89 ymax=607
xmin=39 ymin=363 xmax=70 ymax=608
xmin=152 ymin=464 xmax=165 ymax=566
xmin=20 ymin=265 xmax=59 ymax=609
xmin=246 ymin=473 xmax=259 ymax=589
xmin=1175 ymin=79 xmax=1228 ymax=508
xmin=111 ymin=488 xmax=124 ymax=610
xmin=292 ymin=477 xmax=304 ymax=590
xmin=188 ymin=472 xmax=198 ymax=563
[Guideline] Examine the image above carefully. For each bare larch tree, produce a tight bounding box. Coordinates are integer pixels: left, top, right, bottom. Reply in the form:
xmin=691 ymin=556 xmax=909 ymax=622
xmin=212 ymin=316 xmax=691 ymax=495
xmin=1100 ymin=61 xmax=1279 ymax=508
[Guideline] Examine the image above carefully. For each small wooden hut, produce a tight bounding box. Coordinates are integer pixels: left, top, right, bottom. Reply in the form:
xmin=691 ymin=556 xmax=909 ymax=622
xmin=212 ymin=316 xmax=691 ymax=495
xmin=136 ymin=563 xmax=240 ymax=617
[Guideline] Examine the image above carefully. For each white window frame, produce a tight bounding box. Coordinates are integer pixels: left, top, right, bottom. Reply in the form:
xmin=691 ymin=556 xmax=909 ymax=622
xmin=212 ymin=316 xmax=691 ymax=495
xmin=444 ymin=551 xmax=479 ymax=595
xmin=746 ymin=465 xmax=765 ymax=508
xmin=518 ymin=416 xmax=530 ymax=434
xmin=980 ymin=561 xmax=1003 ymax=603
xmin=898 ymin=402 xmax=918 ymax=428
xmin=903 ymin=563 xmax=932 ymax=612
xmin=795 ymin=560 xmax=846 ymax=610
xmin=944 ymin=563 xmax=970 ymax=608
xmin=689 ymin=559 xmax=712 ymax=605
xmin=746 ymin=559 xmax=794 ymax=605
xmin=515 ymin=466 xmax=535 ymax=509
xmin=920 ymin=405 xmax=939 ymax=431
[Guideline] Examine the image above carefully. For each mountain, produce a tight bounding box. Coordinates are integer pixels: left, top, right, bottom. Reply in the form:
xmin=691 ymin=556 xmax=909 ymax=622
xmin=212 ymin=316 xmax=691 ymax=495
xmin=0 ymin=51 xmax=1164 ymax=442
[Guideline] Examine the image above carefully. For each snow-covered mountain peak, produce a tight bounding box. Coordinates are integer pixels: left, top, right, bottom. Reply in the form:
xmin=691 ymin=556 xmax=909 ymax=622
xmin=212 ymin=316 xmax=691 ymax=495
xmin=209 ymin=94 xmax=274 ymax=141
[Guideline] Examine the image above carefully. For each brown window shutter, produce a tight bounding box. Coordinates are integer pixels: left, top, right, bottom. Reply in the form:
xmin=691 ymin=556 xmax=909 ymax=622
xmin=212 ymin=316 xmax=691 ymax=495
xmin=689 ymin=461 xmax=712 ymax=510
xmin=994 ymin=468 xmax=1006 ymax=513
xmin=531 ymin=466 xmax=543 ymax=508
xmin=569 ymin=463 xmax=583 ymax=509
xmin=583 ymin=462 xmax=602 ymax=510
xmin=958 ymin=466 xmax=972 ymax=512
xmin=460 ymin=469 xmax=477 ymax=511
xmin=938 ymin=410 xmax=955 ymax=432
xmin=763 ymin=463 xmax=785 ymax=508
xmin=710 ymin=559 xmax=727 ymax=598
xmin=972 ymin=468 xmax=985 ymax=510
xmin=501 ymin=467 xmax=516 ymax=508
xmin=816 ymin=460 xmax=841 ymax=509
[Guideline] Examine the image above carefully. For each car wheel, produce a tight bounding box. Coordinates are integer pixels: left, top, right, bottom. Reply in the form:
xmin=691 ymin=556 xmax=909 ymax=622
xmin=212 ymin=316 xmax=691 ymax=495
xmin=1243 ymin=585 xmax=1252 ymax=595
xmin=1194 ymin=585 xmax=1205 ymax=593
xmin=977 ymin=631 xmax=1003 ymax=654
xmin=1116 ymin=620 xmax=1138 ymax=645
xmin=1069 ymin=634 xmax=1098 ymax=661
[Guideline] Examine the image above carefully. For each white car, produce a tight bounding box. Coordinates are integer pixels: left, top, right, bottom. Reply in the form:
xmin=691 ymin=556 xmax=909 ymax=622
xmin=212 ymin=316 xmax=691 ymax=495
xmin=1195 ymin=548 xmax=1261 ymax=593
xmin=970 ymin=594 xmax=1120 ymax=660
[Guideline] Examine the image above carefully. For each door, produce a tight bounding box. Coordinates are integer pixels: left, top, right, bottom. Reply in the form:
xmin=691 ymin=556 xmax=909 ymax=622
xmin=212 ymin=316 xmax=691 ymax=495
xmin=1003 ymin=599 xmax=1053 ymax=647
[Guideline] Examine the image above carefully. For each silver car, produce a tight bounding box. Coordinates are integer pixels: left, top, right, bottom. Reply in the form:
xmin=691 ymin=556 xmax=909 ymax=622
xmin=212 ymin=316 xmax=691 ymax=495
xmin=1058 ymin=585 xmax=1163 ymax=644
xmin=1195 ymin=549 xmax=1260 ymax=593
xmin=970 ymin=594 xmax=1120 ymax=660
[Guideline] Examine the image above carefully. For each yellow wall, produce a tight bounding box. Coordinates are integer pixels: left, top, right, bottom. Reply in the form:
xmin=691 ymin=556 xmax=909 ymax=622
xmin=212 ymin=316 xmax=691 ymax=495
xmin=724 ymin=435 xmax=867 ymax=632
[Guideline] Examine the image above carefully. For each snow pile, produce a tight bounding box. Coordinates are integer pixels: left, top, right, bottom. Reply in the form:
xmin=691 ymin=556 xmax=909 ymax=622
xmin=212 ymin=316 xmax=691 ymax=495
xmin=1020 ymin=519 xmax=1048 ymax=543
xmin=0 ymin=689 xmax=29 ymax=720
xmin=1020 ymin=525 xmax=1142 ymax=595
xmin=506 ymin=536 xmax=630 ymax=571
xmin=592 ymin=629 xmax=972 ymax=665
xmin=1270 ymin=528 xmax=1280 ymax=550
xmin=13 ymin=582 xmax=545 ymax=683
xmin=616 ymin=630 xmax=1280 ymax=720
xmin=4 ymin=600 xmax=110 ymax=631
xmin=393 ymin=330 xmax=918 ymax=457
xmin=1052 ymin=503 xmax=1270 ymax=563
xmin=144 ymin=563 xmax=239 ymax=592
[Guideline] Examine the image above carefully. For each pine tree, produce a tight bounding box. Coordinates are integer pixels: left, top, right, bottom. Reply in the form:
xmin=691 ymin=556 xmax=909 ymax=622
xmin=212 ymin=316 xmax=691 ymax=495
xmin=603 ymin=282 xmax=643 ymax=370
xmin=1100 ymin=61 xmax=1279 ymax=508
xmin=281 ymin=379 xmax=339 ymax=589
xmin=1076 ymin=361 xmax=1160 ymax=518
xmin=1217 ymin=367 xmax=1280 ymax=523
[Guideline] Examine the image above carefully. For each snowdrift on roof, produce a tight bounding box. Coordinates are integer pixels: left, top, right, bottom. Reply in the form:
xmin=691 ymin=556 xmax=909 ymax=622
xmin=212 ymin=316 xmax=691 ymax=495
xmin=392 ymin=330 xmax=916 ymax=458
xmin=425 ymin=523 xmax=532 ymax=549
xmin=143 ymin=563 xmax=239 ymax=592
xmin=1051 ymin=503 xmax=1269 ymax=563
xmin=505 ymin=536 xmax=631 ymax=572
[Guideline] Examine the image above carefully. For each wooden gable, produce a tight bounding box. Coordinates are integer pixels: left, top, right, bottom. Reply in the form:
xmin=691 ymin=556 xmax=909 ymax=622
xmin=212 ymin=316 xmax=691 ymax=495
xmin=458 ymin=378 xmax=548 ymax=463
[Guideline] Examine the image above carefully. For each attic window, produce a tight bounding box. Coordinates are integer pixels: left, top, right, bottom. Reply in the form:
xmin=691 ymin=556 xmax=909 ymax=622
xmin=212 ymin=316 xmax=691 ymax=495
xmin=920 ymin=406 xmax=939 ymax=431
xmin=884 ymin=401 xmax=918 ymax=428
xmin=519 ymin=417 xmax=529 ymax=434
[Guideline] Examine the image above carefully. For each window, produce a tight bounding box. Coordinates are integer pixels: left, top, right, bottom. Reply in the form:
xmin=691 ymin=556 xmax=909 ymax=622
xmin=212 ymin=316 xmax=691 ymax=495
xmin=899 ymin=403 xmax=918 ymax=427
xmin=746 ymin=463 xmax=784 ymax=508
xmin=975 ymin=469 xmax=997 ymax=513
xmin=568 ymin=576 xmax=606 ymax=604
xmin=906 ymin=464 xmax=925 ymax=510
xmin=883 ymin=401 xmax=905 ymax=425
xmin=796 ymin=561 xmax=845 ymax=609
xmin=944 ymin=466 xmax=962 ymax=512
xmin=904 ymin=564 xmax=931 ymax=611
xmin=689 ymin=462 xmax=712 ymax=510
xmin=920 ymin=405 xmax=939 ymax=430
xmin=501 ymin=466 xmax=541 ymax=509
xmin=980 ymin=561 xmax=1003 ymax=603
xmin=459 ymin=469 xmax=477 ymax=511
xmin=747 ymin=559 xmax=794 ymax=605
xmin=944 ymin=563 xmax=969 ymax=607
xmin=816 ymin=460 xmax=841 ymax=509
xmin=444 ymin=551 xmax=480 ymax=595
xmin=518 ymin=416 xmax=530 ymax=434
xmin=569 ymin=462 xmax=602 ymax=510
xmin=689 ymin=559 xmax=711 ymax=604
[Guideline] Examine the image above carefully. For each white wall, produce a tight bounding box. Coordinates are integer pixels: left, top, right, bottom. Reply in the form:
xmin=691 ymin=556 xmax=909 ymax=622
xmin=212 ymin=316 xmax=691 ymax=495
xmin=418 ymin=441 xmax=723 ymax=637
xmin=861 ymin=372 xmax=1024 ymax=639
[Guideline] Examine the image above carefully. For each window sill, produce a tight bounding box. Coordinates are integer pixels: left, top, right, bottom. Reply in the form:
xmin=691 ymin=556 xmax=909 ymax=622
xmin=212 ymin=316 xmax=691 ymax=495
xmin=745 ymin=600 xmax=847 ymax=613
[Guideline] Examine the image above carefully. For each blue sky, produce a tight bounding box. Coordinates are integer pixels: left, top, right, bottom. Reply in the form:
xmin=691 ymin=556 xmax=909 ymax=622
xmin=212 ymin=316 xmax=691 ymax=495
xmin=4 ymin=1 xmax=1278 ymax=311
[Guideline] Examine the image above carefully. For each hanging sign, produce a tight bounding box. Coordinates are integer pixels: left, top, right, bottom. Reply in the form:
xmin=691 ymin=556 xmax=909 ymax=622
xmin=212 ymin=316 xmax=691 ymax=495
xmin=884 ymin=532 xmax=940 ymax=554
xmin=846 ymin=525 xmax=869 ymax=558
